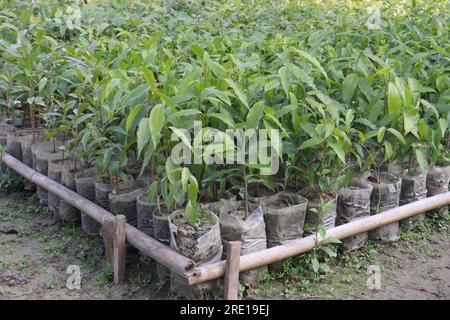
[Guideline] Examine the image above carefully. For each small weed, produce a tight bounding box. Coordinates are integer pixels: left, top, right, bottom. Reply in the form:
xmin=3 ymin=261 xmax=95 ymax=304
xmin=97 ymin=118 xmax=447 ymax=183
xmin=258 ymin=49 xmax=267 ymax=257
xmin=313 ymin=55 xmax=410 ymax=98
xmin=0 ymin=170 xmax=24 ymax=193
xmin=155 ymin=280 xmax=166 ymax=290
xmin=0 ymin=258 xmax=10 ymax=270
xmin=281 ymin=284 xmax=297 ymax=298
xmin=97 ymin=266 xmax=114 ymax=285
xmin=42 ymin=279 xmax=55 ymax=290
xmin=341 ymin=243 xmax=382 ymax=272
xmin=427 ymin=210 xmax=449 ymax=232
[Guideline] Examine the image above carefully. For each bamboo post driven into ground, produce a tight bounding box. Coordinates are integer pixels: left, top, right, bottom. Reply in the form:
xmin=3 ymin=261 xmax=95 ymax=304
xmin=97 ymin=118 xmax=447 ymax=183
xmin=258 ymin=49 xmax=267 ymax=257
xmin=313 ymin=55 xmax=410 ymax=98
xmin=0 ymin=152 xmax=195 ymax=278
xmin=102 ymin=215 xmax=126 ymax=284
xmin=113 ymin=215 xmax=126 ymax=284
xmin=188 ymin=191 xmax=450 ymax=285
xmin=102 ymin=217 xmax=116 ymax=266
xmin=223 ymin=241 xmax=241 ymax=300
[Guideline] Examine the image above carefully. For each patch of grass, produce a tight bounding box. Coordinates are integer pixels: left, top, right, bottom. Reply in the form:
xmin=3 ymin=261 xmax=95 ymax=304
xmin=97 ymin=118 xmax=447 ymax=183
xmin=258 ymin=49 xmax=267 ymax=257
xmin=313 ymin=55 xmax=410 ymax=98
xmin=341 ymin=243 xmax=383 ymax=273
xmin=0 ymin=257 xmax=10 ymax=271
xmin=97 ymin=266 xmax=114 ymax=286
xmin=426 ymin=210 xmax=449 ymax=232
xmin=42 ymin=279 xmax=55 ymax=290
xmin=0 ymin=170 xmax=24 ymax=193
xmin=17 ymin=257 xmax=37 ymax=280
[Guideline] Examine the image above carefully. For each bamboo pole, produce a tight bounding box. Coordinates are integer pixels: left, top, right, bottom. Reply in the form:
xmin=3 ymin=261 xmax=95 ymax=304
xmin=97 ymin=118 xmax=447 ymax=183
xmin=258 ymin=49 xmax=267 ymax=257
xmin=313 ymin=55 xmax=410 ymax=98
xmin=223 ymin=241 xmax=241 ymax=300
xmin=1 ymin=152 xmax=195 ymax=277
xmin=113 ymin=215 xmax=126 ymax=284
xmin=188 ymin=191 xmax=450 ymax=285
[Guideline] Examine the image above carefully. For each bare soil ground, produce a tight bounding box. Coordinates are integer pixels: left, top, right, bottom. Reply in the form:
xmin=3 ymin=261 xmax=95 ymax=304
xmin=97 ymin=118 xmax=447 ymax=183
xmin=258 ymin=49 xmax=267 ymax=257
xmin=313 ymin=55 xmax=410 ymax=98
xmin=0 ymin=191 xmax=448 ymax=300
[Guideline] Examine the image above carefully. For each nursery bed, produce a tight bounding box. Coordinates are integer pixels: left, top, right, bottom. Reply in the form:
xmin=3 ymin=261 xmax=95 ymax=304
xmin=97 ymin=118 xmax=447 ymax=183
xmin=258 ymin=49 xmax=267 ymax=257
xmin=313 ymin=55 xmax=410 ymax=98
xmin=1 ymin=151 xmax=450 ymax=299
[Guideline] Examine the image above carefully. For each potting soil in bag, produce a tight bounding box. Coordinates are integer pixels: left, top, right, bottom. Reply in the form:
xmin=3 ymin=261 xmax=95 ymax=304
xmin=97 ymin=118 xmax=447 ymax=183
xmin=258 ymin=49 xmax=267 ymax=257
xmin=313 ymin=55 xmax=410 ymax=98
xmin=169 ymin=208 xmax=222 ymax=297
xmin=35 ymin=146 xmax=64 ymax=205
xmin=75 ymin=168 xmax=101 ymax=236
xmin=59 ymin=160 xmax=83 ymax=223
xmin=135 ymin=175 xmax=152 ymax=188
xmin=95 ymin=180 xmax=113 ymax=211
xmin=204 ymin=196 xmax=237 ymax=216
xmin=262 ymin=192 xmax=308 ymax=246
xmin=261 ymin=192 xmax=308 ymax=271
xmin=426 ymin=166 xmax=450 ymax=218
xmin=48 ymin=159 xmax=64 ymax=216
xmin=6 ymin=131 xmax=29 ymax=160
xmin=153 ymin=210 xmax=171 ymax=282
xmin=0 ymin=125 xmax=15 ymax=172
xmin=19 ymin=138 xmax=35 ymax=190
xmin=0 ymin=124 xmax=14 ymax=141
xmin=136 ymin=194 xmax=155 ymax=236
xmin=400 ymin=172 xmax=427 ymax=229
xmin=219 ymin=200 xmax=267 ymax=286
xmin=363 ymin=172 xmax=402 ymax=242
xmin=337 ymin=179 xmax=373 ymax=251
xmin=301 ymin=190 xmax=338 ymax=236
xmin=109 ymin=181 xmax=145 ymax=227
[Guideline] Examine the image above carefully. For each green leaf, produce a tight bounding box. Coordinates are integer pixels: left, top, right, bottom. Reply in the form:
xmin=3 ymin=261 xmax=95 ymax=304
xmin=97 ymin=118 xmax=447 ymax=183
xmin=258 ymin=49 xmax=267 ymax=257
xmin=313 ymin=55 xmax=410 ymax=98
xmin=328 ymin=140 xmax=346 ymax=164
xmin=185 ymin=200 xmax=198 ymax=224
xmin=137 ymin=118 xmax=151 ymax=158
xmin=126 ymin=103 xmax=144 ymax=134
xmin=355 ymin=118 xmax=376 ymax=129
xmin=75 ymin=113 xmax=95 ymax=126
xmin=415 ymin=148 xmax=429 ymax=173
xmin=342 ymin=73 xmax=358 ymax=104
xmin=191 ymin=44 xmax=204 ymax=58
xmin=105 ymin=78 xmax=121 ymax=100
xmin=438 ymin=118 xmax=448 ymax=137
xmin=225 ymin=78 xmax=249 ymax=109
xmin=46 ymin=125 xmax=66 ymax=140
xmin=38 ymin=78 xmax=48 ymax=92
xmin=345 ymin=109 xmax=355 ymax=128
xmin=170 ymin=126 xmax=193 ymax=151
xmin=289 ymin=63 xmax=314 ymax=87
xmin=377 ymin=127 xmax=386 ymax=143
xmin=297 ymin=49 xmax=328 ymax=79
xmin=148 ymin=104 xmax=165 ymax=148
xmin=388 ymin=82 xmax=402 ymax=115
xmin=278 ymin=66 xmax=289 ymax=97
xmin=311 ymin=257 xmax=320 ymax=273
xmin=155 ymin=91 xmax=175 ymax=112
xmin=300 ymin=137 xmax=322 ymax=150
xmin=384 ymin=141 xmax=393 ymax=160
xmin=167 ymin=109 xmax=202 ymax=125
xmin=142 ymin=67 xmax=157 ymax=90
xmin=246 ymin=101 xmax=265 ymax=129
xmin=404 ymin=111 xmax=419 ymax=138
xmin=188 ymin=182 xmax=198 ymax=204
xmin=181 ymin=167 xmax=189 ymax=189
xmin=387 ymin=128 xmax=406 ymax=144
xmin=148 ymin=181 xmax=158 ymax=205
xmin=320 ymin=246 xmax=337 ymax=258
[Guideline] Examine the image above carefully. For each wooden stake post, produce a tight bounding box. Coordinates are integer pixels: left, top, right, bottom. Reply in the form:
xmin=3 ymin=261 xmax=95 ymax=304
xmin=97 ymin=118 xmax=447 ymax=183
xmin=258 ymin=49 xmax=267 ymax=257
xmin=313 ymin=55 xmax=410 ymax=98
xmin=223 ymin=241 xmax=241 ymax=300
xmin=102 ymin=215 xmax=126 ymax=284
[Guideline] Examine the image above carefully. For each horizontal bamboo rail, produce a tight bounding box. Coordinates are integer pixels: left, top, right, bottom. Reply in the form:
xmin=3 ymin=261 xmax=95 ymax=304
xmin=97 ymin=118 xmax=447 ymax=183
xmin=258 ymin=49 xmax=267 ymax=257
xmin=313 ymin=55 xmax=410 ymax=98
xmin=1 ymin=152 xmax=195 ymax=277
xmin=188 ymin=191 xmax=450 ymax=285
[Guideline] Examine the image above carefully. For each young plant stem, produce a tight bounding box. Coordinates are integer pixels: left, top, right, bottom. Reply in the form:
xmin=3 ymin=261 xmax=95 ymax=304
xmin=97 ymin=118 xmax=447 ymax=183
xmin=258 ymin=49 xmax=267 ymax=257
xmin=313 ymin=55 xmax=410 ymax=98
xmin=243 ymin=166 xmax=249 ymax=219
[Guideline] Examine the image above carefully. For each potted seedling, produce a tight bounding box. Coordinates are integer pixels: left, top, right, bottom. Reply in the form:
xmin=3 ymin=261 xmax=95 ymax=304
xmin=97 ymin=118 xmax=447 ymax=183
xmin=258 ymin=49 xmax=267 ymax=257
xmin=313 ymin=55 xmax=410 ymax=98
xmin=164 ymin=164 xmax=222 ymax=297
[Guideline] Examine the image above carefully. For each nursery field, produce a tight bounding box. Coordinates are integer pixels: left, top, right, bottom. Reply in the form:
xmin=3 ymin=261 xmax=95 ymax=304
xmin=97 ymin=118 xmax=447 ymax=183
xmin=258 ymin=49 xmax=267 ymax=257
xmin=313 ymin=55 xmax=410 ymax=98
xmin=0 ymin=0 xmax=449 ymax=299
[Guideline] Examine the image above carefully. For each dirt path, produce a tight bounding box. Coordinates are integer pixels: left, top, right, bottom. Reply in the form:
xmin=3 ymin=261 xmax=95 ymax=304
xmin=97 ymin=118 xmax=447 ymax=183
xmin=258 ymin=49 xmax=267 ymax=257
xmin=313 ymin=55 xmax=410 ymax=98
xmin=0 ymin=192 xmax=170 ymax=300
xmin=255 ymin=220 xmax=449 ymax=300
xmin=0 ymin=191 xmax=448 ymax=300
